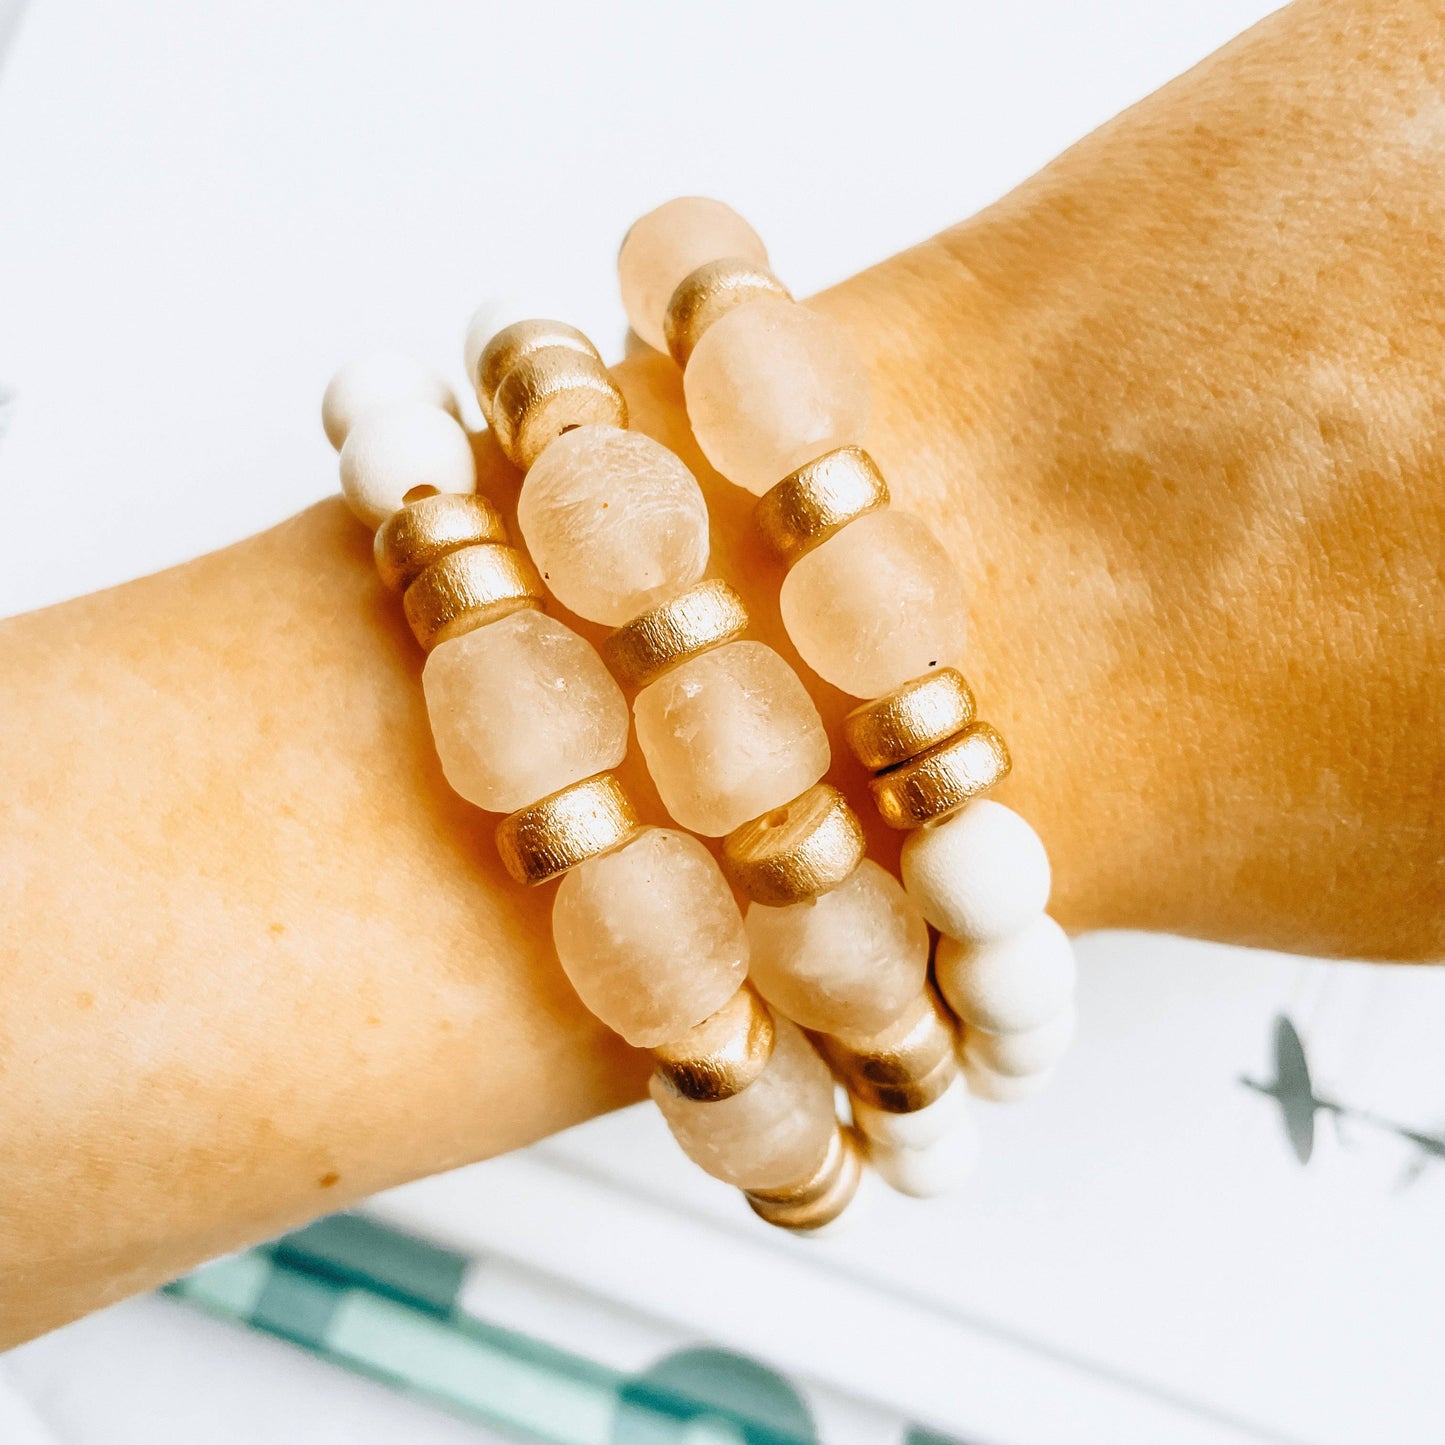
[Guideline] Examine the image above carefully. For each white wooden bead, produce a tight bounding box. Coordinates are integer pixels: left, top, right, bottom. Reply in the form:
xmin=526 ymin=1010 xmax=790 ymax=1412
xmin=934 ymin=915 xmax=1076 ymax=1034
xmin=961 ymin=1007 xmax=1076 ymax=1078
xmin=462 ymin=295 xmax=535 ymax=389
xmin=322 ymin=353 xmax=459 ymax=451
xmin=900 ymin=800 xmax=1051 ymax=944
xmin=962 ymin=1057 xmax=1058 ymax=1103
xmin=869 ymin=1119 xmax=980 ymax=1199
xmin=852 ymin=1073 xmax=971 ymax=1150
xmin=338 ymin=402 xmax=477 ymax=528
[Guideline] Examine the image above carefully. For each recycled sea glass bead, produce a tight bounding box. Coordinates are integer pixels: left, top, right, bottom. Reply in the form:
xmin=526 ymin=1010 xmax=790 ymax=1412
xmin=422 ymin=609 xmax=628 ymax=813
xmin=517 ymin=425 xmax=710 ymax=626
xmin=552 ymin=827 xmax=748 ymax=1048
xmin=650 ymin=1017 xmax=837 ymax=1191
xmin=684 ymin=298 xmax=869 ymax=496
xmin=618 ymin=196 xmax=769 ymax=352
xmin=780 ymin=508 xmax=968 ymax=699
xmin=744 ymin=861 xmax=929 ymax=1035
xmin=632 ymin=640 xmax=829 ymax=836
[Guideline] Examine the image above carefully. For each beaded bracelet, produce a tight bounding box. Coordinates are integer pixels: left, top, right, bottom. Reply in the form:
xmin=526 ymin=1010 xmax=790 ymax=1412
xmin=618 ymin=199 xmax=1077 ymax=1164
xmin=320 ymin=195 xmax=1074 ymax=1225
xmin=326 ymin=328 xmax=864 ymax=1233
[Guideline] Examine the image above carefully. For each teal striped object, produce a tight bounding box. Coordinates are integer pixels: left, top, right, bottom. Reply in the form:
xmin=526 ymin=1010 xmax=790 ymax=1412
xmin=166 ymin=1215 xmax=964 ymax=1445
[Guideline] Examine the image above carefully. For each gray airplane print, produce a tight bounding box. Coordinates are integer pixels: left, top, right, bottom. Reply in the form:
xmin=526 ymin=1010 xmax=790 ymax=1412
xmin=1240 ymin=1015 xmax=1445 ymax=1181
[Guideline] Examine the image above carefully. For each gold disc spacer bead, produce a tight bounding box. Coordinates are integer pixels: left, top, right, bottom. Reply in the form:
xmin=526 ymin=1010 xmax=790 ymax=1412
xmin=753 ymin=446 xmax=890 ymax=567
xmin=475 ymin=319 xmax=601 ymax=420
xmin=650 ymin=984 xmax=776 ymax=1102
xmin=746 ymin=1126 xmax=865 ymax=1232
xmin=601 ymin=578 xmax=750 ymax=690
xmin=868 ymin=720 xmax=1012 ymax=830
xmin=663 ymin=257 xmax=792 ymax=370
xmin=813 ymin=988 xmax=960 ymax=1113
xmin=374 ymin=492 xmax=509 ymax=592
xmin=720 ymin=783 xmax=866 ymax=906
xmin=842 ymin=667 xmax=978 ymax=773
xmin=489 ymin=349 xmax=628 ymax=472
xmin=402 ymin=544 xmax=545 ymax=652
xmin=494 ymin=773 xmax=640 ymax=887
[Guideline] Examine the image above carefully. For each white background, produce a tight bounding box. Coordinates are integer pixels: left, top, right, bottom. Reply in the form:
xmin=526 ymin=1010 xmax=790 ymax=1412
xmin=4 ymin=3 xmax=1444 ymax=1444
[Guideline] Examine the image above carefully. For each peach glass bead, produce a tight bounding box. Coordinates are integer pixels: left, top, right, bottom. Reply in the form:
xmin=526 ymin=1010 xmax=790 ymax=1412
xmin=684 ymin=298 xmax=870 ymax=495
xmin=618 ymin=197 xmax=769 ymax=352
xmin=744 ymin=861 xmax=929 ymax=1035
xmin=422 ymin=609 xmax=628 ymax=814
xmin=650 ymin=1017 xmax=837 ymax=1190
xmin=633 ymin=640 xmax=830 ymax=836
xmin=780 ymin=509 xmax=969 ymax=699
xmin=517 ymin=425 xmax=711 ymax=626
xmin=553 ymin=827 xmax=748 ymax=1048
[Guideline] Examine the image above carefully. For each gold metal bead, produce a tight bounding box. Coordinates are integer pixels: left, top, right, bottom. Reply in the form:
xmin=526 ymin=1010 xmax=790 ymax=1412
xmin=489 ymin=349 xmax=628 ymax=472
xmin=601 ymin=578 xmax=749 ymax=690
xmin=854 ymin=1050 xmax=960 ymax=1114
xmin=813 ymin=988 xmax=960 ymax=1113
xmin=868 ymin=721 xmax=1012 ymax=830
xmin=650 ymin=985 xmax=776 ymax=1102
xmin=402 ymin=544 xmax=545 ymax=652
xmin=720 ymin=783 xmax=866 ymax=906
xmin=746 ymin=1126 xmax=864 ymax=1232
xmin=752 ymin=447 xmax=890 ymax=567
xmin=373 ymin=492 xmax=509 ymax=592
xmin=475 ymin=319 xmax=601 ymax=420
xmin=842 ymin=667 xmax=978 ymax=773
xmin=663 ymin=258 xmax=792 ymax=369
xmin=494 ymin=773 xmax=640 ymax=887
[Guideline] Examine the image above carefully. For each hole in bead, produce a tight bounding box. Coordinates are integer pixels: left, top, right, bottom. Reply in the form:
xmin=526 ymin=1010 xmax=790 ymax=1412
xmin=759 ymin=806 xmax=792 ymax=831
xmin=403 ymin=484 xmax=440 ymax=503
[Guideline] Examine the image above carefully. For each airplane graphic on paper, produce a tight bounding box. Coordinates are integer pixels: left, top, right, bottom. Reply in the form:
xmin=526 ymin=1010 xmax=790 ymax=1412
xmin=1240 ymin=1015 xmax=1445 ymax=1181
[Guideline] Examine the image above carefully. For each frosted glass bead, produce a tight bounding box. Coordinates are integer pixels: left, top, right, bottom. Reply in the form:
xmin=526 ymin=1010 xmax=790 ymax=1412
xmin=517 ymin=425 xmax=710 ymax=625
xmin=650 ymin=1017 xmax=836 ymax=1190
xmin=852 ymin=1074 xmax=971 ymax=1150
xmin=745 ymin=861 xmax=929 ymax=1035
xmin=618 ymin=196 xmax=768 ymax=352
xmin=633 ymin=640 xmax=830 ymax=836
xmin=935 ymin=916 xmax=1076 ymax=1034
xmin=780 ymin=509 xmax=968 ymax=699
xmin=901 ymin=800 xmax=1051 ymax=944
xmin=870 ymin=1123 xmax=981 ymax=1199
xmin=422 ymin=610 xmax=627 ymax=813
xmin=339 ymin=402 xmax=477 ymax=528
xmin=685 ymin=298 xmax=870 ymax=495
xmin=322 ymin=353 xmax=459 ymax=451
xmin=962 ymin=1007 xmax=1076 ymax=1077
xmin=554 ymin=827 xmax=748 ymax=1047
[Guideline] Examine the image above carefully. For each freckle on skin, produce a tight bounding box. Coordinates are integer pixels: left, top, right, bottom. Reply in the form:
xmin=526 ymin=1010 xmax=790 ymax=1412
xmin=318 ymin=1172 xmax=339 ymax=1189
xmin=75 ymin=992 xmax=93 ymax=1010
xmin=269 ymin=922 xmax=285 ymax=937
xmin=365 ymin=1015 xmax=381 ymax=1027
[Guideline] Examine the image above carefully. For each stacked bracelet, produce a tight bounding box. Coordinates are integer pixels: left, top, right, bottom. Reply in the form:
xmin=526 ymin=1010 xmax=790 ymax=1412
xmin=619 ymin=199 xmax=1077 ymax=1157
xmin=318 ymin=195 xmax=1075 ymax=1228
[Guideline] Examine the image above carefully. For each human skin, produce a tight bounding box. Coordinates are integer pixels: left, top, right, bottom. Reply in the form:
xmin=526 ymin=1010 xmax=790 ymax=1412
xmin=1 ymin=0 xmax=1441 ymax=1346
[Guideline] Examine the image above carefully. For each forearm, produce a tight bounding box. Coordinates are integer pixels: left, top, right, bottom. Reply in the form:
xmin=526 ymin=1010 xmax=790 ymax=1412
xmin=835 ymin=0 xmax=1445 ymax=955
xmin=0 ymin=504 xmax=649 ymax=1345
